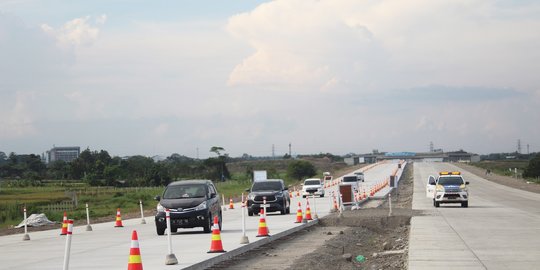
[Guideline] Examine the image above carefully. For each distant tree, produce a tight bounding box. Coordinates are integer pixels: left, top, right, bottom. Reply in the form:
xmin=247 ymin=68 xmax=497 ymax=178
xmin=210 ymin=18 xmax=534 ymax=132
xmin=287 ymin=160 xmax=316 ymax=180
xmin=0 ymin=151 xmax=7 ymax=165
xmin=523 ymin=154 xmax=540 ymax=178
xmin=210 ymin=146 xmax=225 ymax=157
xmin=283 ymin=153 xmax=291 ymax=159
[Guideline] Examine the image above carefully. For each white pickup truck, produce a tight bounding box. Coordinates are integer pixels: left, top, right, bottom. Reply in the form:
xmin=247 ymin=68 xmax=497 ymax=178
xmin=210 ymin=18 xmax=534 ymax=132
xmin=302 ymin=178 xmax=325 ymax=198
xmin=430 ymin=171 xmax=469 ymax=208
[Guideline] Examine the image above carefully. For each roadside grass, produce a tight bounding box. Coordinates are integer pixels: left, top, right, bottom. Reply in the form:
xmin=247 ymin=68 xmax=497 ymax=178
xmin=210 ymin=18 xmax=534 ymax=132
xmin=469 ymin=160 xmax=529 ymax=177
xmin=0 ymin=184 xmax=163 ymax=228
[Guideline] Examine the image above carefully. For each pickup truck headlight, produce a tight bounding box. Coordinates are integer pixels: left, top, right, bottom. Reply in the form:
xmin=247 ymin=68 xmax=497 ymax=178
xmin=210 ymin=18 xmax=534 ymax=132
xmin=436 ymin=185 xmax=445 ymax=192
xmin=460 ymin=184 xmax=467 ymax=191
xmin=194 ymin=201 xmax=207 ymax=211
xmin=156 ymin=203 xmax=165 ymax=212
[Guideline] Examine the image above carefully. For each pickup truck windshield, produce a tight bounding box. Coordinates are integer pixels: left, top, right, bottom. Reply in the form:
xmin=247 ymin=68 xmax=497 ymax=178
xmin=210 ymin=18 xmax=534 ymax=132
xmin=252 ymin=181 xmax=282 ymax=191
xmin=437 ymin=176 xmax=464 ymax=186
xmin=304 ymin=180 xmax=321 ymax=186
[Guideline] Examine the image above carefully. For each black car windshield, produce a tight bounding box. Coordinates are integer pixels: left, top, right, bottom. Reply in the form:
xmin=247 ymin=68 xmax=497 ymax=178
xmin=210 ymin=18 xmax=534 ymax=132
xmin=163 ymin=184 xmax=206 ymax=199
xmin=343 ymin=176 xmax=358 ymax=182
xmin=251 ymin=181 xmax=282 ymax=191
xmin=437 ymin=176 xmax=464 ymax=186
xmin=304 ymin=180 xmax=321 ymax=186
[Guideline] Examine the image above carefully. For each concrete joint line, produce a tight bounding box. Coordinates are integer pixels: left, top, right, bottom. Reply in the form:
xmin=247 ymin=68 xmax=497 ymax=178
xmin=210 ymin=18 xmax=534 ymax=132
xmin=439 ymin=210 xmax=488 ymax=270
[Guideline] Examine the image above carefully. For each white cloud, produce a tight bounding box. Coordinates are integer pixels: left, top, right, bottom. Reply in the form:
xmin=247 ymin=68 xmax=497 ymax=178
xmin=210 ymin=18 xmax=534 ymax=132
xmin=42 ymin=15 xmax=105 ymax=47
xmin=0 ymin=92 xmax=37 ymax=139
xmin=226 ymin=0 xmax=540 ymax=93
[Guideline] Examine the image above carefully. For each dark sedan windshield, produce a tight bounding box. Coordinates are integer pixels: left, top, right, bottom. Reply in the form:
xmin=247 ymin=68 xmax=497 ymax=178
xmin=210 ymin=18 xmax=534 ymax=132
xmin=343 ymin=176 xmax=358 ymax=182
xmin=251 ymin=181 xmax=282 ymax=191
xmin=163 ymin=184 xmax=206 ymax=199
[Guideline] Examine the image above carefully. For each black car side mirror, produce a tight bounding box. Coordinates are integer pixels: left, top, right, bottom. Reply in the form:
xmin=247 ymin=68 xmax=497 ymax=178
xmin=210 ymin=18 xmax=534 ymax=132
xmin=210 ymin=193 xmax=216 ymax=198
xmin=465 ymin=182 xmax=470 ymax=185
xmin=284 ymin=186 xmax=288 ymax=190
xmin=154 ymin=195 xmax=161 ymax=201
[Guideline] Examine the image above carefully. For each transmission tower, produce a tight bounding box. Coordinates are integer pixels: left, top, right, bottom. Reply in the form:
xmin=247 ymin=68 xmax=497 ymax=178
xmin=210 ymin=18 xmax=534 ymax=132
xmin=289 ymin=143 xmax=292 ymax=156
xmin=517 ymin=139 xmax=522 ymax=154
xmin=272 ymin=144 xmax=275 ymax=159
xmin=527 ymin=144 xmax=530 ymax=155
xmin=429 ymin=141 xmax=434 ymax=152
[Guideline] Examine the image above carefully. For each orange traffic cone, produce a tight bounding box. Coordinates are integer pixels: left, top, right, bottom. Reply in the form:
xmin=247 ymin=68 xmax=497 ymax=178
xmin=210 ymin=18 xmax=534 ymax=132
xmin=294 ymin=202 xmax=303 ymax=223
xmin=296 ymin=190 xmax=300 ymax=197
xmin=333 ymin=195 xmax=339 ymax=211
xmin=305 ymin=199 xmax=312 ymax=220
xmin=256 ymin=209 xmax=270 ymax=237
xmin=128 ymin=230 xmax=143 ymax=270
xmin=289 ymin=192 xmax=293 ymax=199
xmin=115 ymin=208 xmax=124 ymax=227
xmin=229 ymin=198 xmax=234 ymax=209
xmin=207 ymin=216 xmax=226 ymax=253
xmin=60 ymin=211 xmax=68 ymax=235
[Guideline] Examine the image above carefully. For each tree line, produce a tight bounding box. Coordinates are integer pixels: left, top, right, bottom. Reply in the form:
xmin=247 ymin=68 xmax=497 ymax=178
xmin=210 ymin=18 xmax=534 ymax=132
xmin=0 ymin=148 xmax=230 ymax=187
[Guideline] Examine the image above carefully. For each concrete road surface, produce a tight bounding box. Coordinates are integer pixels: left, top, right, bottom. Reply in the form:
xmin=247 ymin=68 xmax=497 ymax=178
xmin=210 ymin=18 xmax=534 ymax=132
xmin=409 ymin=162 xmax=540 ymax=270
xmin=0 ymin=162 xmax=400 ymax=270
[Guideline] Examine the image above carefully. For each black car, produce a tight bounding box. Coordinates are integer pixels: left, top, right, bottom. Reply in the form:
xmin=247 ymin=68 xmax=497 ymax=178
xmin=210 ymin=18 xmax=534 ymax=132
xmin=154 ymin=180 xmax=222 ymax=235
xmin=246 ymin=179 xmax=290 ymax=216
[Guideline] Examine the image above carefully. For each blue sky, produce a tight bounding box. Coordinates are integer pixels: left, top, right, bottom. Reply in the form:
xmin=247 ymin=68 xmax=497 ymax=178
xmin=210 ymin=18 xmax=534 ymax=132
xmin=1 ymin=0 xmax=539 ymax=158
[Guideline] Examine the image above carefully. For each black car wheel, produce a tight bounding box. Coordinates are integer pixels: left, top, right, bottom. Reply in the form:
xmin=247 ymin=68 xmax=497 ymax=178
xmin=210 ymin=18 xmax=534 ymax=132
xmin=218 ymin=212 xmax=223 ymax=231
xmin=461 ymin=202 xmax=468 ymax=208
xmin=156 ymin=226 xmax=165 ymax=235
xmin=203 ymin=215 xmax=212 ymax=233
xmin=248 ymin=209 xmax=253 ymax=216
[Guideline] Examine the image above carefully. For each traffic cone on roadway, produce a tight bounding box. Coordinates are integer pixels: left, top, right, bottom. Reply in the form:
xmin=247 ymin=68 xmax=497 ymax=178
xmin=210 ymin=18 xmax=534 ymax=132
xmin=115 ymin=208 xmax=124 ymax=227
xmin=229 ymin=198 xmax=234 ymax=209
xmin=256 ymin=209 xmax=270 ymax=237
xmin=296 ymin=190 xmax=300 ymax=198
xmin=332 ymin=195 xmax=339 ymax=211
xmin=128 ymin=230 xmax=143 ymax=270
xmin=294 ymin=202 xmax=303 ymax=223
xmin=60 ymin=211 xmax=68 ymax=235
xmin=305 ymin=199 xmax=312 ymax=221
xmin=207 ymin=216 xmax=226 ymax=253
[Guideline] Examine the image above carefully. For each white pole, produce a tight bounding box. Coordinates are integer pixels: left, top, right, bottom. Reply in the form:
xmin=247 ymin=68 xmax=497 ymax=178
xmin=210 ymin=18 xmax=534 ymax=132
xmin=240 ymin=193 xmax=249 ymax=244
xmin=139 ymin=200 xmax=146 ymax=224
xmin=62 ymin=220 xmax=73 ymax=270
xmin=312 ymin=194 xmax=318 ymax=219
xmin=263 ymin=197 xmax=267 ymax=219
xmin=23 ymin=207 xmax=30 ymax=241
xmin=85 ymin=203 xmax=92 ymax=231
xmin=388 ymin=193 xmax=392 ymax=217
xmin=222 ymin=194 xmax=227 ymax=211
xmin=165 ymin=209 xmax=178 ymax=265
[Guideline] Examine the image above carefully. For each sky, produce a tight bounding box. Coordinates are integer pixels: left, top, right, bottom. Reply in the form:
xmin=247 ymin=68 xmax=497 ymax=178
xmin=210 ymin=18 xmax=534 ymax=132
xmin=1 ymin=0 xmax=539 ymax=158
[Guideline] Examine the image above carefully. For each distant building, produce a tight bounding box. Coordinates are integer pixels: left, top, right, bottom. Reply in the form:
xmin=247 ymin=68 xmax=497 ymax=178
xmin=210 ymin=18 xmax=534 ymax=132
xmin=47 ymin=146 xmax=80 ymax=163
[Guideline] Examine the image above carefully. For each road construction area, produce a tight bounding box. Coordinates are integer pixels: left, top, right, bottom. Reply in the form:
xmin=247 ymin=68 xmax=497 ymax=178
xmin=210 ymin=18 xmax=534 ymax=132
xmin=0 ymin=161 xmax=404 ymax=270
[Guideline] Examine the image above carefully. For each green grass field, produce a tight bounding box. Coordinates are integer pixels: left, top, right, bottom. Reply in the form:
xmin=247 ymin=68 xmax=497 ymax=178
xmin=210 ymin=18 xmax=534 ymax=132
xmin=469 ymin=160 xmax=529 ymax=177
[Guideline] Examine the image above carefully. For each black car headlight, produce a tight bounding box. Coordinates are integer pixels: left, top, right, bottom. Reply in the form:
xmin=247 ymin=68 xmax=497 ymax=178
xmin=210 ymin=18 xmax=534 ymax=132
xmin=194 ymin=201 xmax=207 ymax=211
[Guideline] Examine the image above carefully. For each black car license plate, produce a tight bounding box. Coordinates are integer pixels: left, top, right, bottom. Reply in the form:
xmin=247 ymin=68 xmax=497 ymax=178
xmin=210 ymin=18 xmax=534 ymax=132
xmin=172 ymin=219 xmax=188 ymax=225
